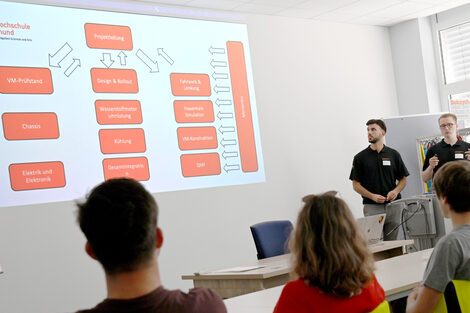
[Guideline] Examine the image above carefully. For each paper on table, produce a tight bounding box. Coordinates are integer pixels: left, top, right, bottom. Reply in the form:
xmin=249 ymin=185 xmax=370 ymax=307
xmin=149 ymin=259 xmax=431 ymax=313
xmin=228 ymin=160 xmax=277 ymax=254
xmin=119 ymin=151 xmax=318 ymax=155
xmin=209 ymin=265 xmax=265 ymax=273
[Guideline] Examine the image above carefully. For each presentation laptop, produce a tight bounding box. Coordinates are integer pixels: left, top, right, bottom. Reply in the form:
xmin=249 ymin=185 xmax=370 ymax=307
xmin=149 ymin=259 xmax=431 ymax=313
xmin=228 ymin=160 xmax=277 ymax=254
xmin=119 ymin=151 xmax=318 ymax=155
xmin=356 ymin=213 xmax=386 ymax=244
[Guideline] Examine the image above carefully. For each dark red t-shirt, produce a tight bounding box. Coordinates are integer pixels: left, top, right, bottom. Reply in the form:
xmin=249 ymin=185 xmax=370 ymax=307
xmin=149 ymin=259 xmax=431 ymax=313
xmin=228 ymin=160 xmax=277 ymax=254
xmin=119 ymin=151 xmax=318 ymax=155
xmin=76 ymin=286 xmax=226 ymax=313
xmin=274 ymin=276 xmax=385 ymax=313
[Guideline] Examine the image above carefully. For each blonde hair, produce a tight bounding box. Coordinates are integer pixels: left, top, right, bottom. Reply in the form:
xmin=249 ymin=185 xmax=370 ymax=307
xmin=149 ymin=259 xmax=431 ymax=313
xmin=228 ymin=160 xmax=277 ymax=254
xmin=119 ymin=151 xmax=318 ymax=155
xmin=290 ymin=191 xmax=375 ymax=297
xmin=439 ymin=113 xmax=457 ymax=124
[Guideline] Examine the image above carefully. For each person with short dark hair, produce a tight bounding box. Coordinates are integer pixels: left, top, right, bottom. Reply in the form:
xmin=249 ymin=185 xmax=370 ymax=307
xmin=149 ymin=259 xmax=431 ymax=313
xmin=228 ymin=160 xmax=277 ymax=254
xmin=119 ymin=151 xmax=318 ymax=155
xmin=422 ymin=113 xmax=470 ymax=182
xmin=75 ymin=178 xmax=226 ymax=313
xmin=274 ymin=191 xmax=386 ymax=313
xmin=366 ymin=119 xmax=387 ymax=132
xmin=406 ymin=161 xmax=470 ymax=313
xmin=350 ymin=119 xmax=409 ymax=239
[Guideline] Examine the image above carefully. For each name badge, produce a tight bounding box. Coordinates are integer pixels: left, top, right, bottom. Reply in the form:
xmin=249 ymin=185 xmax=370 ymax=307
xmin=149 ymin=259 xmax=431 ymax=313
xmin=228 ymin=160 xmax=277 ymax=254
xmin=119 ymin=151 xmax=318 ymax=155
xmin=455 ymin=152 xmax=464 ymax=159
xmin=382 ymin=159 xmax=391 ymax=166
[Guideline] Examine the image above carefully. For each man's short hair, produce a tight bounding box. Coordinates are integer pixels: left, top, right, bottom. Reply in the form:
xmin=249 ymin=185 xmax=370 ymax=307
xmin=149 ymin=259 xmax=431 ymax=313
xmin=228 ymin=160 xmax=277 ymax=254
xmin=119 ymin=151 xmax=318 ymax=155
xmin=77 ymin=178 xmax=158 ymax=274
xmin=432 ymin=161 xmax=470 ymax=213
xmin=438 ymin=113 xmax=457 ymax=124
xmin=366 ymin=119 xmax=387 ymax=132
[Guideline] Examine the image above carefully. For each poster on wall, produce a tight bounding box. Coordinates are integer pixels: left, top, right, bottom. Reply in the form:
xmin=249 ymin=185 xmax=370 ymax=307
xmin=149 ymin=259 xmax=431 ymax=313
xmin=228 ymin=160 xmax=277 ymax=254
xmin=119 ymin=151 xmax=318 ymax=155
xmin=449 ymin=95 xmax=470 ymax=128
xmin=0 ymin=1 xmax=265 ymax=207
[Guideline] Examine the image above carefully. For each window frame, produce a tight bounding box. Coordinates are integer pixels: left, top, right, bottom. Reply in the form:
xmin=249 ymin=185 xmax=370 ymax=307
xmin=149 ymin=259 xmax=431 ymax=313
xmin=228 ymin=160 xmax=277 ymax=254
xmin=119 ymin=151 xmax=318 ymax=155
xmin=432 ymin=6 xmax=470 ymax=111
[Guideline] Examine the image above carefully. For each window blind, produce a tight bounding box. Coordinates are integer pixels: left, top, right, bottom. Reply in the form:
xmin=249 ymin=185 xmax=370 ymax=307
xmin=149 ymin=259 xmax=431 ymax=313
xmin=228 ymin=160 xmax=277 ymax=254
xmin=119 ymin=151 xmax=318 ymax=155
xmin=440 ymin=21 xmax=470 ymax=84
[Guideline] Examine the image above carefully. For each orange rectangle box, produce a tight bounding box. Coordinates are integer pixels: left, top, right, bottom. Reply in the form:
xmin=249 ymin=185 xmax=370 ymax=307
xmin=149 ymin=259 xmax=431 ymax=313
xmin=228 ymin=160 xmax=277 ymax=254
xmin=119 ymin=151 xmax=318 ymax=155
xmin=91 ymin=68 xmax=138 ymax=93
xmin=9 ymin=161 xmax=66 ymax=191
xmin=174 ymin=100 xmax=214 ymax=123
xmin=85 ymin=23 xmax=133 ymax=50
xmin=103 ymin=157 xmax=149 ymax=181
xmin=181 ymin=153 xmax=221 ymax=177
xmin=227 ymin=41 xmax=258 ymax=172
xmin=2 ymin=112 xmax=59 ymax=140
xmin=99 ymin=128 xmax=146 ymax=154
xmin=95 ymin=100 xmax=142 ymax=125
xmin=170 ymin=73 xmax=211 ymax=96
xmin=0 ymin=66 xmax=53 ymax=94
xmin=177 ymin=127 xmax=218 ymax=150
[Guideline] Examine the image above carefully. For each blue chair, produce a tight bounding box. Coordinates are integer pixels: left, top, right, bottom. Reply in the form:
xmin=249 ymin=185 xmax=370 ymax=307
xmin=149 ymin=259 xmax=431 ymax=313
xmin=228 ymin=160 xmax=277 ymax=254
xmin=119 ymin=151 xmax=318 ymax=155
xmin=250 ymin=220 xmax=293 ymax=259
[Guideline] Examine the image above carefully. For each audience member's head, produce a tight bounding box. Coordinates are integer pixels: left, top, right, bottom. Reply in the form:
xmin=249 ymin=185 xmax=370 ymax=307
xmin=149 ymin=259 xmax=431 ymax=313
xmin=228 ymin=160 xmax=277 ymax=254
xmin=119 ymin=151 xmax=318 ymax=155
xmin=77 ymin=178 xmax=160 ymax=275
xmin=432 ymin=160 xmax=470 ymax=214
xmin=290 ymin=191 xmax=374 ymax=297
xmin=75 ymin=179 xmax=226 ymax=312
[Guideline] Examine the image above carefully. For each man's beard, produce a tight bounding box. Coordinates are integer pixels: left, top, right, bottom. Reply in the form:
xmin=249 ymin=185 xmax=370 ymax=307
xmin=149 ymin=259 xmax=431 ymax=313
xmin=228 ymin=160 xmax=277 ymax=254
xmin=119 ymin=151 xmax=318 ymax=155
xmin=368 ymin=137 xmax=378 ymax=144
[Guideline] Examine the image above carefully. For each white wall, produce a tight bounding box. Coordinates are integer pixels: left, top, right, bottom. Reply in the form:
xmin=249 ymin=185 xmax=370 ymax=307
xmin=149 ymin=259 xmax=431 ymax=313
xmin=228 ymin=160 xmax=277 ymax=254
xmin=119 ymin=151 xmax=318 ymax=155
xmin=389 ymin=18 xmax=442 ymax=115
xmin=0 ymin=11 xmax=399 ymax=313
xmin=419 ymin=17 xmax=442 ymax=114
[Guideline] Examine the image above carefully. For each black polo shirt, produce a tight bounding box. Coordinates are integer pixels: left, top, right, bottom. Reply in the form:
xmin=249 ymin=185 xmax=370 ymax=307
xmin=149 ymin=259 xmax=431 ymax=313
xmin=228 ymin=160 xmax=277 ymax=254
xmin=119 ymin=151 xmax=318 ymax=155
xmin=422 ymin=139 xmax=470 ymax=174
xmin=350 ymin=145 xmax=409 ymax=204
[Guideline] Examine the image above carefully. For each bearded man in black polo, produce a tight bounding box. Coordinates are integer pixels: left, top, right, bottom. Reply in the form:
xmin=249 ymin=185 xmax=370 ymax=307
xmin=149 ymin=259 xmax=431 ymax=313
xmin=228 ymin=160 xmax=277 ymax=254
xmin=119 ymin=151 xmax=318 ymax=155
xmin=350 ymin=119 xmax=409 ymax=240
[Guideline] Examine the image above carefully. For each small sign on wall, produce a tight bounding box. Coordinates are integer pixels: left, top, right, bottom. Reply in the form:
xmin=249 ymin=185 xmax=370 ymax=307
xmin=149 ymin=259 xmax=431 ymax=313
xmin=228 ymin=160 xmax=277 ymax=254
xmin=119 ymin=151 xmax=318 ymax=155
xmin=449 ymin=98 xmax=470 ymax=128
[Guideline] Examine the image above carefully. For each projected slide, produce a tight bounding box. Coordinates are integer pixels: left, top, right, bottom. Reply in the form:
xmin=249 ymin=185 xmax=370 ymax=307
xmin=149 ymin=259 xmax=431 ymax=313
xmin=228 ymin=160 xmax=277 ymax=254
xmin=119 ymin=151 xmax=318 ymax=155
xmin=0 ymin=1 xmax=265 ymax=207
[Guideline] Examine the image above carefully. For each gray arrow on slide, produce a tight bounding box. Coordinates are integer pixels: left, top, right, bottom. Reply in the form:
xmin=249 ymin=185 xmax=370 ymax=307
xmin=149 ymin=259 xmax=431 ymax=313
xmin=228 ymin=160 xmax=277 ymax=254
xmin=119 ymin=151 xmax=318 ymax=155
xmin=222 ymin=151 xmax=238 ymax=159
xmin=209 ymin=46 xmax=225 ymax=55
xmin=218 ymin=125 xmax=235 ymax=134
xmin=215 ymin=99 xmax=232 ymax=107
xmin=158 ymin=48 xmax=174 ymax=65
xmin=210 ymin=60 xmax=227 ymax=68
xmin=101 ymin=53 xmax=114 ymax=68
xmin=64 ymin=58 xmax=81 ymax=77
xmin=217 ymin=112 xmax=233 ymax=120
xmin=136 ymin=49 xmax=159 ymax=73
xmin=220 ymin=138 xmax=237 ymax=147
xmin=224 ymin=164 xmax=240 ymax=173
xmin=49 ymin=42 xmax=72 ymax=68
xmin=118 ymin=51 xmax=127 ymax=66
xmin=214 ymin=85 xmax=230 ymax=94
xmin=212 ymin=72 xmax=228 ymax=80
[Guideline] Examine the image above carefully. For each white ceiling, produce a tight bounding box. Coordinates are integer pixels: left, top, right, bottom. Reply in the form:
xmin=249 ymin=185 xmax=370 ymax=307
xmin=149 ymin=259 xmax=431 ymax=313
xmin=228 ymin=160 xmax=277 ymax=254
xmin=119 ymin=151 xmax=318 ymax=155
xmin=133 ymin=0 xmax=470 ymax=26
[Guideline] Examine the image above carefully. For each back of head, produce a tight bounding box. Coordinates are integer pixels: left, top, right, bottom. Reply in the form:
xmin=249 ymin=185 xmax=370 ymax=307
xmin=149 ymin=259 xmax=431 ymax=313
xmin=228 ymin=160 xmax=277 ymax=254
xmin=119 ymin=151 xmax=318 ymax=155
xmin=290 ymin=191 xmax=374 ymax=297
xmin=366 ymin=119 xmax=387 ymax=132
xmin=432 ymin=161 xmax=470 ymax=213
xmin=77 ymin=178 xmax=158 ymax=274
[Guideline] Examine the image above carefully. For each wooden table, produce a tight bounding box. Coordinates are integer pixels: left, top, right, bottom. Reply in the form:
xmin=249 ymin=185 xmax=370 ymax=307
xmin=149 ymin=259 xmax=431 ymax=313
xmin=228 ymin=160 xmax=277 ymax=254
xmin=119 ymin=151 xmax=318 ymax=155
xmin=182 ymin=253 xmax=290 ymax=298
xmin=223 ymin=248 xmax=433 ymax=313
xmin=376 ymin=248 xmax=432 ymax=301
xmin=369 ymin=239 xmax=414 ymax=261
xmin=182 ymin=239 xmax=413 ymax=298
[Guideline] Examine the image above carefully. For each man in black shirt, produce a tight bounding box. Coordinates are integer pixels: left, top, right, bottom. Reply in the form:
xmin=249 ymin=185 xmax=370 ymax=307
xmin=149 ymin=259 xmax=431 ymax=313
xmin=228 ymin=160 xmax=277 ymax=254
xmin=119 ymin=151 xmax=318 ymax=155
xmin=75 ymin=178 xmax=226 ymax=313
xmin=350 ymin=119 xmax=409 ymax=239
xmin=422 ymin=113 xmax=470 ymax=182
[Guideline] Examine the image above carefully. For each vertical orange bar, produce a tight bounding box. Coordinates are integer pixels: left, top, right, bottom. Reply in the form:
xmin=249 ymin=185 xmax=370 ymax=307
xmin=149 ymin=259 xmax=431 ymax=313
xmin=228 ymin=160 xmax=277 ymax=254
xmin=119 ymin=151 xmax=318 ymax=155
xmin=226 ymin=41 xmax=258 ymax=172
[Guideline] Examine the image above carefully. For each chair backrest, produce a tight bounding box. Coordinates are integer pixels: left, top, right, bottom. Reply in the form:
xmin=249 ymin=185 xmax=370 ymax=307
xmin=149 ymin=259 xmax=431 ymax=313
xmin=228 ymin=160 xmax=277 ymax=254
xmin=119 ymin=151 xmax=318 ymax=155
xmin=370 ymin=300 xmax=390 ymax=313
xmin=250 ymin=220 xmax=293 ymax=259
xmin=434 ymin=280 xmax=470 ymax=313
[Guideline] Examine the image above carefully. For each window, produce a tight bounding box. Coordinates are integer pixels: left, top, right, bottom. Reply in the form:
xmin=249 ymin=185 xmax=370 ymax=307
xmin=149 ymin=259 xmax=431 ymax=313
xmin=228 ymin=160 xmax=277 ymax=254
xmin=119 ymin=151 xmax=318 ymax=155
xmin=434 ymin=6 xmax=470 ymax=127
xmin=440 ymin=21 xmax=470 ymax=85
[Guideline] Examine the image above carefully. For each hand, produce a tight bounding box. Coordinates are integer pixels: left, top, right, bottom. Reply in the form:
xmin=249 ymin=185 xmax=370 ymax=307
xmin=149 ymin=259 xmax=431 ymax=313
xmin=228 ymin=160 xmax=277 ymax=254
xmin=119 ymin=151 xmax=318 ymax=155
xmin=371 ymin=194 xmax=386 ymax=204
xmin=387 ymin=190 xmax=398 ymax=202
xmin=429 ymin=156 xmax=439 ymax=168
xmin=466 ymin=149 xmax=470 ymax=160
xmin=407 ymin=285 xmax=419 ymax=305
